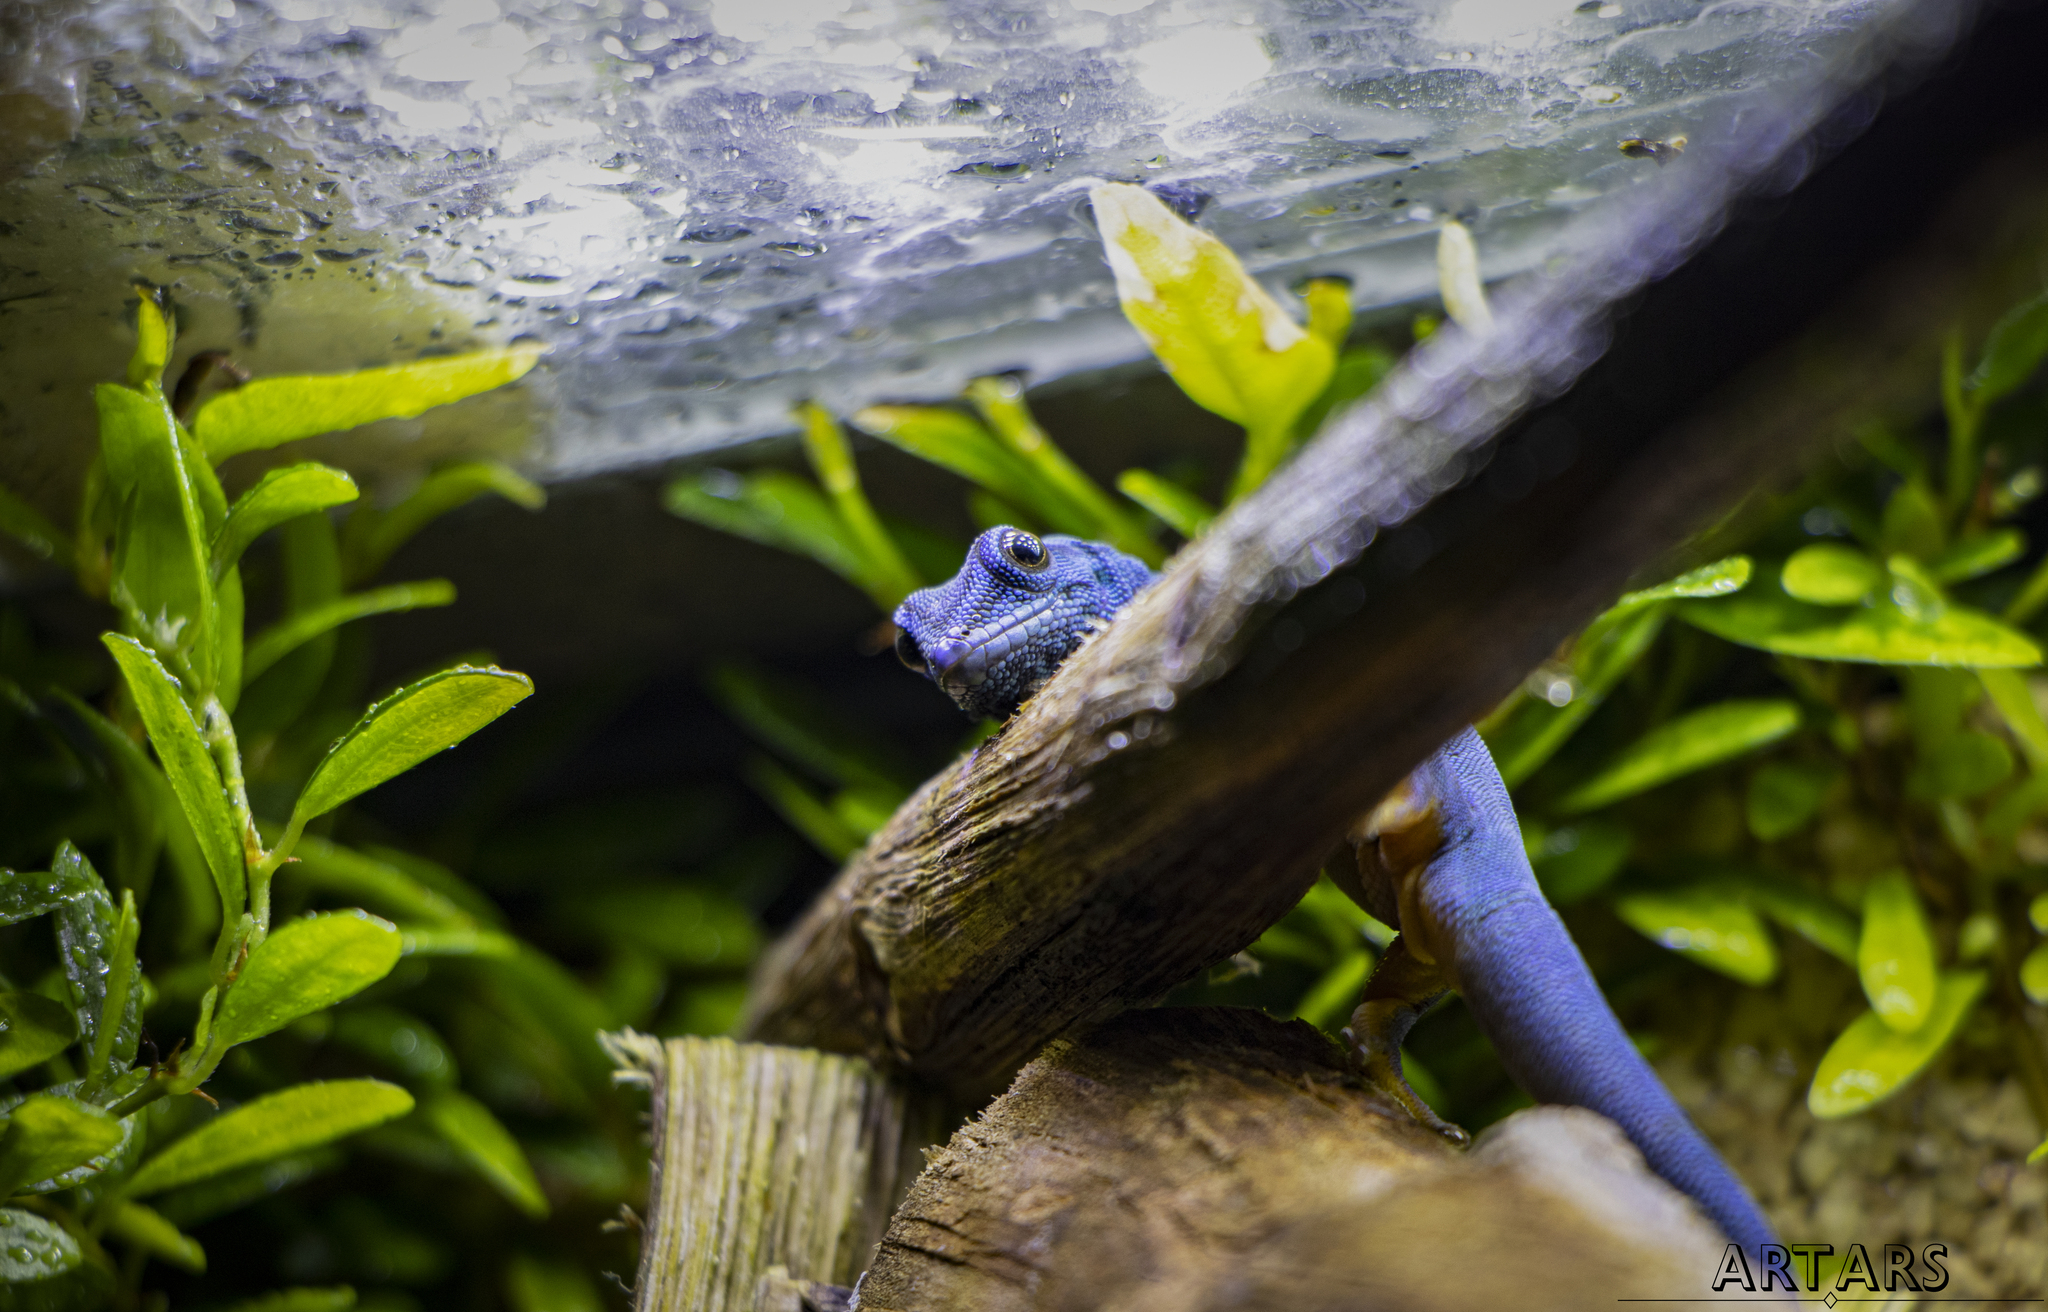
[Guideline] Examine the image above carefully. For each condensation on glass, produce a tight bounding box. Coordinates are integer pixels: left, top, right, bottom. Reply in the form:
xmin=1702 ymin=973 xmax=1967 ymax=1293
xmin=0 ymin=0 xmax=1886 ymax=489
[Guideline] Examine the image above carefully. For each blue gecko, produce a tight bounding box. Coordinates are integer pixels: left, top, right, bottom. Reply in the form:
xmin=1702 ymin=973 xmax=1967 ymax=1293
xmin=894 ymin=525 xmax=1778 ymax=1255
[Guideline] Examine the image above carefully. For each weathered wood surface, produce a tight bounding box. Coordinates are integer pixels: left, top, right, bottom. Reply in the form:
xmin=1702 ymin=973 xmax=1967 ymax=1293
xmin=742 ymin=0 xmax=2048 ymax=1095
xmin=857 ymin=1007 xmax=1730 ymax=1312
xmin=610 ymin=1035 xmax=907 ymax=1312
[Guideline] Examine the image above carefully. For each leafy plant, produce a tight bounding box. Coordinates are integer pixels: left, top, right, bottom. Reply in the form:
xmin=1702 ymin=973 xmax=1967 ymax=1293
xmin=668 ymin=185 xmax=2048 ymax=1161
xmin=0 ymin=292 xmax=656 ymax=1308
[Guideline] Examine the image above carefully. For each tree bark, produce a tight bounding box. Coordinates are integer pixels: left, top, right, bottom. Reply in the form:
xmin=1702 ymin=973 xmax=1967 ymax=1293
xmin=856 ymin=1007 xmax=1728 ymax=1312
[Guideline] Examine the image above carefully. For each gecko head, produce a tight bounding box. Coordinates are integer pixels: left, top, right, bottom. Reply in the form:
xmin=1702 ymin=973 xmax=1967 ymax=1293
xmin=891 ymin=526 xmax=1153 ymax=720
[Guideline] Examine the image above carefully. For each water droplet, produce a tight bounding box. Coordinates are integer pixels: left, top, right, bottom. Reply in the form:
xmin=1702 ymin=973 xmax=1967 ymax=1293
xmin=764 ymin=241 xmax=822 ymax=257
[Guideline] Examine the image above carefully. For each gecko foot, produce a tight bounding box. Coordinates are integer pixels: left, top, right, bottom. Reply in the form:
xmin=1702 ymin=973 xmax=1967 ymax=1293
xmin=1342 ymin=1009 xmax=1471 ymax=1149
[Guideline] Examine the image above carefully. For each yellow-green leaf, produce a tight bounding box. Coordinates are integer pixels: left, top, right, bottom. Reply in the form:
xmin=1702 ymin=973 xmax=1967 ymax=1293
xmin=1969 ymin=289 xmax=2048 ymax=406
xmin=1742 ymin=878 xmax=1859 ymax=965
xmin=2020 ymin=943 xmax=2048 ymax=1005
xmin=0 ymin=993 xmax=74 ymax=1081
xmin=292 ymin=666 xmax=533 ymax=826
xmin=1809 ymin=971 xmax=1986 ymax=1117
xmin=194 ymin=346 xmax=542 ymax=461
xmin=127 ymin=1079 xmax=415 ymax=1196
xmin=0 ymin=1096 xmax=121 ymax=1196
xmin=215 ymin=911 xmax=404 ymax=1048
xmin=0 ymin=479 xmax=71 ymax=568
xmin=128 ymin=288 xmax=172 ymax=390
xmin=1781 ymin=543 xmax=1882 ymax=604
xmin=419 ymin=1090 xmax=548 ymax=1218
xmin=1979 ymin=669 xmax=2048 ymax=769
xmin=1605 ymin=556 xmax=1752 ymax=619
xmin=1089 ymin=182 xmax=1335 ymax=500
xmin=106 ymin=1199 xmax=205 ymax=1272
xmin=212 ymin=464 xmax=359 ymax=580
xmin=1116 ymin=469 xmax=1215 ymax=539
xmin=799 ymin=403 xmax=921 ymax=609
xmin=1906 ymin=730 xmax=2012 ymax=801
xmin=1294 ymin=949 xmax=1374 ymax=1031
xmin=663 ymin=470 xmax=867 ymax=591
xmin=1745 ymin=761 xmax=1835 ymax=841
xmin=341 ymin=461 xmax=544 ymax=585
xmin=1680 ymin=576 xmax=2041 ymax=667
xmin=102 ymin=635 xmax=244 ymax=922
xmin=243 ymin=580 xmax=457 ymax=684
xmin=1858 ymin=871 xmax=1937 ymax=1033
xmin=1557 ymin=699 xmax=1800 ymax=813
xmin=1613 ymin=886 xmax=1778 ymax=985
xmin=1930 ymin=529 xmax=2024 ymax=584
xmin=98 ymin=382 xmax=217 ymax=689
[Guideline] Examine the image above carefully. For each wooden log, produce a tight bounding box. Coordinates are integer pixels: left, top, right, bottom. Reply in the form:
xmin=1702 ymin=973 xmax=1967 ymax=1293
xmin=742 ymin=0 xmax=2048 ymax=1096
xmin=856 ymin=1007 xmax=1729 ymax=1312
xmin=608 ymin=1034 xmax=908 ymax=1312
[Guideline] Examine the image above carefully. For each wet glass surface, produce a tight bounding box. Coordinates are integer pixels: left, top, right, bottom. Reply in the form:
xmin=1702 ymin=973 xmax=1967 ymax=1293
xmin=0 ymin=0 xmax=1886 ymax=485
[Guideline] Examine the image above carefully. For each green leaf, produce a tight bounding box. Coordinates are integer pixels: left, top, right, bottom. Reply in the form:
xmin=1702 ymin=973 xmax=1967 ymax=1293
xmin=706 ymin=663 xmax=912 ymax=792
xmin=102 ymin=635 xmax=245 ymax=920
xmin=799 ymin=403 xmax=921 ymax=609
xmin=1605 ymin=556 xmax=1752 ymax=618
xmin=105 ymin=1199 xmax=205 ymax=1272
xmin=291 ymin=666 xmax=533 ymax=828
xmin=1781 ymin=544 xmax=1882 ymax=605
xmin=1907 ymin=730 xmax=2013 ymax=801
xmin=0 ymin=993 xmax=76 ymax=1080
xmin=663 ymin=470 xmax=869 ymax=591
xmin=242 ymin=580 xmax=457 ymax=684
xmin=0 ymin=867 xmax=86 ymax=929
xmin=1969 ymin=289 xmax=2048 ymax=405
xmin=742 ymin=755 xmax=863 ymax=861
xmin=1880 ymin=480 xmax=1944 ymax=561
xmin=965 ymin=377 xmax=1160 ymax=563
xmin=1116 ymin=469 xmax=1215 ymax=539
xmin=1679 ymin=575 xmax=2042 ymax=667
xmin=578 ymin=885 xmax=761 ymax=969
xmin=419 ymin=1090 xmax=548 ymax=1218
xmin=341 ymin=461 xmax=545 ymax=586
xmin=0 ymin=1096 xmax=121 ymax=1196
xmin=1930 ymin=528 xmax=2024 ymax=584
xmin=193 ymin=346 xmax=543 ymax=461
xmin=0 ymin=1206 xmax=83 ymax=1283
xmin=1745 ymin=761 xmax=1835 ymax=840
xmin=48 ymin=845 xmax=140 ymax=1076
xmin=1089 ymin=182 xmax=1336 ymax=501
xmin=287 ymin=838 xmax=478 ymax=929
xmin=82 ymin=889 xmax=139 ymax=1098
xmin=211 ymin=464 xmax=359 ymax=580
xmin=1858 ymin=871 xmax=1937 ymax=1033
xmin=98 ymin=382 xmax=217 ymax=689
xmin=1486 ymin=606 xmax=1666 ymax=789
xmin=127 ymin=288 xmax=172 ymax=389
xmin=1527 ymin=820 xmax=1630 ymax=904
xmin=214 ymin=912 xmax=404 ymax=1048
xmin=399 ymin=928 xmax=519 ymax=959
xmin=127 ymin=1079 xmax=415 ymax=1196
xmin=506 ymin=1255 xmax=603 ymax=1312
xmin=1809 ymin=971 xmax=1987 ymax=1117
xmin=217 ymin=1290 xmax=357 ymax=1312
xmin=1613 ymin=886 xmax=1779 ymax=985
xmin=852 ymin=406 xmax=1046 ymax=513
xmin=1293 ymin=949 xmax=1374 ymax=1031
xmin=1557 ymin=699 xmax=1801 ymax=814
xmin=2019 ymin=943 xmax=2048 ymax=1005
xmin=1741 ymin=878 xmax=1859 ymax=964
xmin=328 ymin=1008 xmax=458 ymax=1088
xmin=1979 ymin=669 xmax=2048 ymax=769
xmin=0 ymin=478 xmax=72 ymax=569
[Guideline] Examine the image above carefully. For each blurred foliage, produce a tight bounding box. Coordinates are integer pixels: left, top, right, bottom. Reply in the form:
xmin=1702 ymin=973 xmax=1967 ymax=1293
xmin=0 ymin=295 xmax=774 ymax=1310
xmin=673 ymin=192 xmax=2048 ymax=1165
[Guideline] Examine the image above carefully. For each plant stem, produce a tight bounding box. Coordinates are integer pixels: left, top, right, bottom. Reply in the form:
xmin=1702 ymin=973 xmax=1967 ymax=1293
xmin=202 ymin=697 xmax=264 ymax=875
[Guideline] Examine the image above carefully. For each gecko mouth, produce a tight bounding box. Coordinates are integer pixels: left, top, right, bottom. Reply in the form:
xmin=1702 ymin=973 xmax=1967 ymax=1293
xmin=927 ymin=594 xmax=1058 ymax=690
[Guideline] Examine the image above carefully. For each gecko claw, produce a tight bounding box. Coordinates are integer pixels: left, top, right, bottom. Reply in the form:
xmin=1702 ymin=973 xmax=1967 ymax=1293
xmin=1342 ymin=1017 xmax=1470 ymax=1148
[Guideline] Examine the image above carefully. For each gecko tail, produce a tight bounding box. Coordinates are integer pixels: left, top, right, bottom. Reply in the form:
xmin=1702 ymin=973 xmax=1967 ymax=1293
xmin=1421 ymin=731 xmax=1779 ymax=1257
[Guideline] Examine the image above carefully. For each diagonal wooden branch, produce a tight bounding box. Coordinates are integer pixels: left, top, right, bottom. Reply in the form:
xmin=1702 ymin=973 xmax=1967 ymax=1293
xmin=743 ymin=0 xmax=2048 ymax=1095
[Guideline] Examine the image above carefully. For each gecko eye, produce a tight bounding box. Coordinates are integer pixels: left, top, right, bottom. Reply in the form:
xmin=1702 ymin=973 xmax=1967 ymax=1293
xmin=1006 ymin=534 xmax=1047 ymax=569
xmin=893 ymin=628 xmax=927 ymax=674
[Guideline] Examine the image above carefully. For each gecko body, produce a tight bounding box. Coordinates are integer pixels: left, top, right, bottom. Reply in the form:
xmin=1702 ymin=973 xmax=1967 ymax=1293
xmin=893 ymin=526 xmax=1777 ymax=1255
